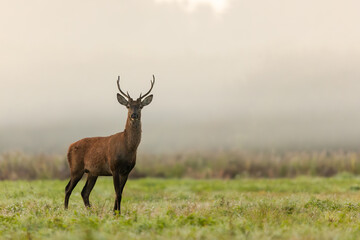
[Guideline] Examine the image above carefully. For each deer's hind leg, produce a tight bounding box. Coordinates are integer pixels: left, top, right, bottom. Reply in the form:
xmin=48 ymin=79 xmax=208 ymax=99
xmin=81 ymin=175 xmax=98 ymax=208
xmin=64 ymin=171 xmax=84 ymax=209
xmin=65 ymin=144 xmax=86 ymax=209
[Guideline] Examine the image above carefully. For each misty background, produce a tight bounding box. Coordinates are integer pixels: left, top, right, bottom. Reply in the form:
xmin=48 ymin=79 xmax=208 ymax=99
xmin=1 ymin=0 xmax=360 ymax=154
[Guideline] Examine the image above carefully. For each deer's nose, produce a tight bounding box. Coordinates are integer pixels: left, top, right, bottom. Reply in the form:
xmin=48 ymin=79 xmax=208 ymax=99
xmin=131 ymin=113 xmax=139 ymax=119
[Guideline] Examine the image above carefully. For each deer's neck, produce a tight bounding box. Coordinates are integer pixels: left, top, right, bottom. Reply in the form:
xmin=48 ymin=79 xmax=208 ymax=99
xmin=124 ymin=118 xmax=142 ymax=152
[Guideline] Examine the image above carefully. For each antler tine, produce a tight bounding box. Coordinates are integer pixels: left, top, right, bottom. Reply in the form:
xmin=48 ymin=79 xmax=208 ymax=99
xmin=140 ymin=75 xmax=155 ymax=99
xmin=117 ymin=76 xmax=131 ymax=99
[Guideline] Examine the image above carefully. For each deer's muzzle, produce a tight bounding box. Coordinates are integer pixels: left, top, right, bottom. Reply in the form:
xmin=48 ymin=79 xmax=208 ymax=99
xmin=130 ymin=113 xmax=139 ymax=120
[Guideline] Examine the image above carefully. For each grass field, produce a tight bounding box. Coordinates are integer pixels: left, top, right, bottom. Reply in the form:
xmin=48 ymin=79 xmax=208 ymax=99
xmin=1 ymin=177 xmax=360 ymax=239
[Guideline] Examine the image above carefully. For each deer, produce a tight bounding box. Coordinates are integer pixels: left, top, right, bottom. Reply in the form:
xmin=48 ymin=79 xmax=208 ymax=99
xmin=64 ymin=75 xmax=155 ymax=214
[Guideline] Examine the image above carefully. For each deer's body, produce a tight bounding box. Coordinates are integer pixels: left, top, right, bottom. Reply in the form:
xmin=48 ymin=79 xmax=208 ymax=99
xmin=64 ymin=76 xmax=154 ymax=214
xmin=68 ymin=121 xmax=140 ymax=177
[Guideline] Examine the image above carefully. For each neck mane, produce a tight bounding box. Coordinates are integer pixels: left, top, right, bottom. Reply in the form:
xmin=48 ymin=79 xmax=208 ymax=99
xmin=124 ymin=118 xmax=142 ymax=151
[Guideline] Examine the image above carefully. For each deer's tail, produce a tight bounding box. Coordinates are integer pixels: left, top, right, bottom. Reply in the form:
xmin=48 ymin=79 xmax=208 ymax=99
xmin=67 ymin=145 xmax=74 ymax=169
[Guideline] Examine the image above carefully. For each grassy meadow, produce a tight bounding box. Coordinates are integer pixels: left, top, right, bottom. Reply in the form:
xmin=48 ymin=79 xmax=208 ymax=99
xmin=1 ymin=177 xmax=360 ymax=239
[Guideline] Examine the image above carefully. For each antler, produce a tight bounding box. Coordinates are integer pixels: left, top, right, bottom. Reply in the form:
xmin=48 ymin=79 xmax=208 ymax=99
xmin=139 ymin=75 xmax=155 ymax=99
xmin=117 ymin=76 xmax=132 ymax=99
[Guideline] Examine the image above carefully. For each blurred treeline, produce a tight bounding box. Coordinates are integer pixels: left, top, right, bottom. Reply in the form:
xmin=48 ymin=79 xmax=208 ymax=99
xmin=1 ymin=150 xmax=360 ymax=180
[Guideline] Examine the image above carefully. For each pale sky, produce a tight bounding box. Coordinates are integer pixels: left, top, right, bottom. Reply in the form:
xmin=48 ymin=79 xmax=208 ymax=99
xmin=1 ymin=0 xmax=360 ymax=153
xmin=155 ymin=0 xmax=230 ymax=13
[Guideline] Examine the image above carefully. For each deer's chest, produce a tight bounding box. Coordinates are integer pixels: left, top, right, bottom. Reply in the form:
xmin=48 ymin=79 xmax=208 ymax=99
xmin=113 ymin=154 xmax=136 ymax=175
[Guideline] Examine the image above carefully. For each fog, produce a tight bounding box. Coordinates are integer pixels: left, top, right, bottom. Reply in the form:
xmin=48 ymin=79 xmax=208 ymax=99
xmin=1 ymin=0 xmax=360 ymax=153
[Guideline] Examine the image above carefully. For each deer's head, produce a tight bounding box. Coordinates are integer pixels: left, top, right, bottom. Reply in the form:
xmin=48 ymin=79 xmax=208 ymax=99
xmin=116 ymin=75 xmax=155 ymax=122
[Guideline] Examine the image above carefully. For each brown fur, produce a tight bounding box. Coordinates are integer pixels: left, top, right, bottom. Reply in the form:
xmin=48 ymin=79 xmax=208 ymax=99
xmin=64 ymin=78 xmax=154 ymax=214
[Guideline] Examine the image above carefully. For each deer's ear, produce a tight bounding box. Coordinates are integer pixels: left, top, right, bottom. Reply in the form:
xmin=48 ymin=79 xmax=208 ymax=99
xmin=117 ymin=93 xmax=128 ymax=106
xmin=141 ymin=95 xmax=153 ymax=107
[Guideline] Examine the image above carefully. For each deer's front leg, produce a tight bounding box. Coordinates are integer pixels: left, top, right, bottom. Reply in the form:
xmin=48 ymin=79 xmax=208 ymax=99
xmin=113 ymin=174 xmax=128 ymax=215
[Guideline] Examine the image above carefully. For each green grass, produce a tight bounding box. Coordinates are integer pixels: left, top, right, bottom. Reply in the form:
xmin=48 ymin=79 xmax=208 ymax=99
xmin=1 ymin=177 xmax=360 ymax=239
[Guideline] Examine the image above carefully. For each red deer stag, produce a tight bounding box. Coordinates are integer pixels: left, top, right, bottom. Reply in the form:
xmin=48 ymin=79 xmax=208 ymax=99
xmin=64 ymin=75 xmax=155 ymax=214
